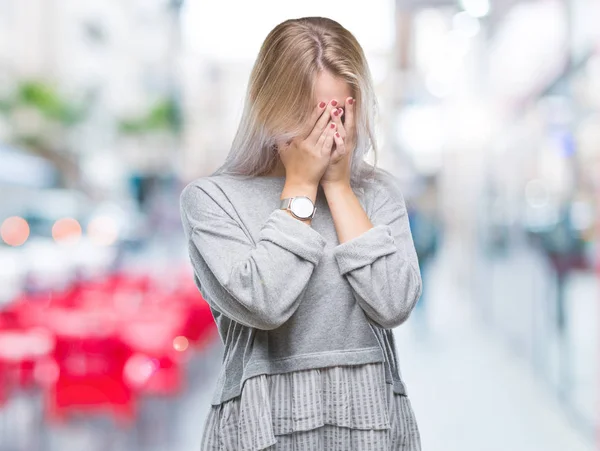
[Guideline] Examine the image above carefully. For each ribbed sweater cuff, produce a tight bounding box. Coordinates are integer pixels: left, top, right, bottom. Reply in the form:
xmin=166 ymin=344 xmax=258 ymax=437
xmin=333 ymin=225 xmax=397 ymax=275
xmin=259 ymin=209 xmax=327 ymax=265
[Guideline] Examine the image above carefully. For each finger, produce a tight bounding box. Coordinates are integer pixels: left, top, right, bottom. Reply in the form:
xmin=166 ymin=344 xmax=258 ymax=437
xmin=345 ymin=96 xmax=355 ymax=139
xmin=305 ymin=101 xmax=328 ymax=136
xmin=307 ymin=99 xmax=339 ymax=145
xmin=321 ymin=121 xmax=337 ymax=155
xmin=316 ymin=121 xmax=336 ymax=154
xmin=328 ymin=131 xmax=346 ymax=163
xmin=333 ymin=131 xmax=346 ymax=158
xmin=330 ymin=107 xmax=346 ymax=139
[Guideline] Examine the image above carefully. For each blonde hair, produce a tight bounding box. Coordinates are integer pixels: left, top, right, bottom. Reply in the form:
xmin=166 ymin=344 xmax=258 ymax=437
xmin=212 ymin=16 xmax=393 ymax=190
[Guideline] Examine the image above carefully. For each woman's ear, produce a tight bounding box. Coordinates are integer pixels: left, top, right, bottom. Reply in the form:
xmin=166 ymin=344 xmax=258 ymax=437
xmin=273 ymin=139 xmax=291 ymax=154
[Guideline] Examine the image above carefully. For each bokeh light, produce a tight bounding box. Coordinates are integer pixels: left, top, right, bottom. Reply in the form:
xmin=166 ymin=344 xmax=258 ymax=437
xmin=87 ymin=215 xmax=119 ymax=246
xmin=173 ymin=335 xmax=189 ymax=352
xmin=52 ymin=218 xmax=82 ymax=243
xmin=1 ymin=216 xmax=30 ymax=246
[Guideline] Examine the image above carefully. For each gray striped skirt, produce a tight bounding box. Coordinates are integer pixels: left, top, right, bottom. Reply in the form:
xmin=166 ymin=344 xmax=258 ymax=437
xmin=200 ymin=362 xmax=421 ymax=451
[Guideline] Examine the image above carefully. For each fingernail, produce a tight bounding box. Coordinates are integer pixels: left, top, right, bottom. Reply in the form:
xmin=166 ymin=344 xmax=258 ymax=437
xmin=331 ymin=100 xmax=338 ymax=106
xmin=348 ymin=98 xmax=354 ymax=105
xmin=335 ymin=132 xmax=340 ymax=138
xmin=338 ymin=108 xmax=343 ymax=115
xmin=333 ymin=109 xmax=339 ymax=116
xmin=330 ymin=123 xmax=336 ymax=129
xmin=319 ymin=101 xmax=326 ymax=108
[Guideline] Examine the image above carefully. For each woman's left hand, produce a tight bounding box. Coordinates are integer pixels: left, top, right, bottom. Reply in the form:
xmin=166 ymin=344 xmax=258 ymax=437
xmin=320 ymin=96 xmax=356 ymax=188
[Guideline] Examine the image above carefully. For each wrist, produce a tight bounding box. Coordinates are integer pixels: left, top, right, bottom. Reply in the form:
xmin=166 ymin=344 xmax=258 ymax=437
xmin=321 ymin=181 xmax=352 ymax=195
xmin=281 ymin=180 xmax=318 ymax=204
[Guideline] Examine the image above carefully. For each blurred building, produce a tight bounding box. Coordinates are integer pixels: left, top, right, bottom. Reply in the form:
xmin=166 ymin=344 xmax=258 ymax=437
xmin=392 ymin=0 xmax=599 ymax=438
xmin=0 ymin=0 xmax=184 ymax=197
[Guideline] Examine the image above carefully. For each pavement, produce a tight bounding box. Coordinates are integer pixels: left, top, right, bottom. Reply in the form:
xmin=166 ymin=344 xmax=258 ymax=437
xmin=394 ymin=243 xmax=595 ymax=451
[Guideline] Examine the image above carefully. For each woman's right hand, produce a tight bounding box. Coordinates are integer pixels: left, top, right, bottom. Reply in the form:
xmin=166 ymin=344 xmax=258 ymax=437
xmin=278 ymin=99 xmax=339 ymax=187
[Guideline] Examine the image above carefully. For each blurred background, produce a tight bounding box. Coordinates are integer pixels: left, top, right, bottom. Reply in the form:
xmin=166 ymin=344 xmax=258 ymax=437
xmin=0 ymin=0 xmax=598 ymax=450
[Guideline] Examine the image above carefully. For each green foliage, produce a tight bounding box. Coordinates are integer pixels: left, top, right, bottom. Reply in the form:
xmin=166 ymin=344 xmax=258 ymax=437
xmin=17 ymin=81 xmax=85 ymax=125
xmin=0 ymin=80 xmax=86 ymax=125
xmin=0 ymin=80 xmax=181 ymax=136
xmin=118 ymin=97 xmax=181 ymax=135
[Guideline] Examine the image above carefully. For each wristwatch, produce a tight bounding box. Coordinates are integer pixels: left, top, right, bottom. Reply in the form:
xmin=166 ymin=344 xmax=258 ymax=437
xmin=279 ymin=196 xmax=317 ymax=220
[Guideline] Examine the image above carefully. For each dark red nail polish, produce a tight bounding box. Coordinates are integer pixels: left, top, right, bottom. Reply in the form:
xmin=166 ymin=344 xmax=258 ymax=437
xmin=331 ymin=100 xmax=338 ymax=106
xmin=333 ymin=109 xmax=339 ymax=116
xmin=330 ymin=123 xmax=336 ymax=129
xmin=335 ymin=132 xmax=340 ymax=138
xmin=319 ymin=101 xmax=326 ymax=108
xmin=348 ymin=98 xmax=354 ymax=105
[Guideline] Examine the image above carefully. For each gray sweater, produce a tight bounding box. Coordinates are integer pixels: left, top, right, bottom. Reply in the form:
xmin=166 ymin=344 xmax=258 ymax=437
xmin=179 ymin=173 xmax=422 ymax=406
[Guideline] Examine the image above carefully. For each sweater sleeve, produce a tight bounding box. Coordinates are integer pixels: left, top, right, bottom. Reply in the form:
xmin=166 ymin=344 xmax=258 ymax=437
xmin=179 ymin=180 xmax=327 ymax=331
xmin=332 ymin=181 xmax=422 ymax=329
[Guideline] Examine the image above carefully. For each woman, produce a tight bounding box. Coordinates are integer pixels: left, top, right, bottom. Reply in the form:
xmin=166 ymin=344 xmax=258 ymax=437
xmin=180 ymin=16 xmax=423 ymax=451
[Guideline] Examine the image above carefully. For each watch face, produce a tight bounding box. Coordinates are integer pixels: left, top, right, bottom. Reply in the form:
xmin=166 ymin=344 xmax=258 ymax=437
xmin=290 ymin=197 xmax=314 ymax=219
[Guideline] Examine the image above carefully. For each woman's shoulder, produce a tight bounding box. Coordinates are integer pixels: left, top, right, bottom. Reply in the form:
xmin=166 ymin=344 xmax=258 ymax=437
xmin=181 ymin=173 xmax=258 ymax=199
xmin=179 ymin=174 xmax=234 ymax=214
xmin=180 ymin=175 xmax=216 ymax=205
xmin=180 ymin=172 xmax=283 ymax=217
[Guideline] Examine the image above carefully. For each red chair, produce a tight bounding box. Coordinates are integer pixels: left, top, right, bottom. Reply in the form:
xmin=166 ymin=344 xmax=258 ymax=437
xmin=119 ymin=308 xmax=186 ymax=397
xmin=0 ymin=264 xmax=218 ymax=432
xmin=43 ymin=308 xmax=136 ymax=425
xmin=0 ymin=327 xmax=55 ymax=391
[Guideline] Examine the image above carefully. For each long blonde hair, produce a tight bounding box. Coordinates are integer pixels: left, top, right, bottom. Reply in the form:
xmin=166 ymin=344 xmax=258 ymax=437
xmin=212 ymin=16 xmax=392 ymax=190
